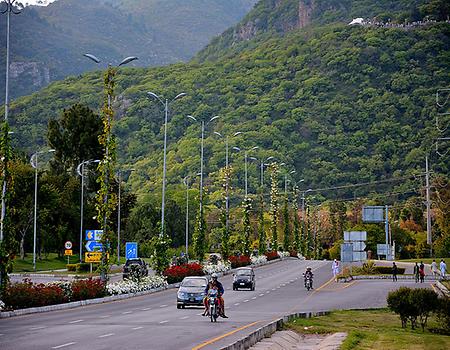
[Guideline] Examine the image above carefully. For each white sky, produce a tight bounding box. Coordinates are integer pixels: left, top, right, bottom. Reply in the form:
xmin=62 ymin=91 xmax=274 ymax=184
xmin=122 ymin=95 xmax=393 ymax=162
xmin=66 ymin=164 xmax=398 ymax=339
xmin=16 ymin=0 xmax=57 ymax=7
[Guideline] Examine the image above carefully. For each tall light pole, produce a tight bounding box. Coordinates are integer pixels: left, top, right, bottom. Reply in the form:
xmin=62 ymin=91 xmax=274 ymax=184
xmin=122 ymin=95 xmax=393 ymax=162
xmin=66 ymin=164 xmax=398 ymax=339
xmin=213 ymin=131 xmax=242 ymax=239
xmin=187 ymin=115 xmax=219 ymax=214
xmin=76 ymin=159 xmax=100 ymax=263
xmin=31 ymin=149 xmax=55 ymax=271
xmin=284 ymin=170 xmax=296 ymax=197
xmin=260 ymin=156 xmax=275 ymax=188
xmin=147 ymin=92 xmax=186 ymax=237
xmin=183 ymin=175 xmax=190 ymax=257
xmin=0 ymin=1 xmax=20 ymax=243
xmin=301 ymin=188 xmax=312 ymax=255
xmin=116 ymin=168 xmax=134 ymax=264
xmin=232 ymin=146 xmax=259 ymax=197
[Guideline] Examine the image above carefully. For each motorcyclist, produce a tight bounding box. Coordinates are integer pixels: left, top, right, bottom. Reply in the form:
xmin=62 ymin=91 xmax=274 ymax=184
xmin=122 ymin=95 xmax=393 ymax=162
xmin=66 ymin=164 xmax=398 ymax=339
xmin=204 ymin=273 xmax=228 ymax=318
xmin=303 ymin=267 xmax=314 ymax=289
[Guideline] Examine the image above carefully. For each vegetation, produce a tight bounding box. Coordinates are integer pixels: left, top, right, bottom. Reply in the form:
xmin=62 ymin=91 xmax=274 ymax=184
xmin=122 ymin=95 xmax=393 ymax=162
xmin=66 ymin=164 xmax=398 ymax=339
xmin=286 ymin=308 xmax=450 ymax=349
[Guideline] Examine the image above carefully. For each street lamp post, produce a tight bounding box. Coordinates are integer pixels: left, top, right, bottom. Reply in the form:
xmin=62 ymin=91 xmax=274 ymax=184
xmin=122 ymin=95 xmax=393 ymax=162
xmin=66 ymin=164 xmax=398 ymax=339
xmin=187 ymin=115 xmax=219 ymax=214
xmin=260 ymin=156 xmax=274 ymax=188
xmin=116 ymin=168 xmax=134 ymax=264
xmin=301 ymin=188 xmax=312 ymax=256
xmin=31 ymin=149 xmax=55 ymax=271
xmin=76 ymin=159 xmax=100 ymax=263
xmin=148 ymin=92 xmax=186 ymax=237
xmin=232 ymin=146 xmax=259 ymax=197
xmin=183 ymin=175 xmax=190 ymax=257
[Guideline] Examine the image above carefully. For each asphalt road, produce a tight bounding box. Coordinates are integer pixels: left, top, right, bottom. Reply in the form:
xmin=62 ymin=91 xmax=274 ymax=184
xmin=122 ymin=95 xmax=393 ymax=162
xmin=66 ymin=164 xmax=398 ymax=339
xmin=0 ymin=259 xmax=433 ymax=350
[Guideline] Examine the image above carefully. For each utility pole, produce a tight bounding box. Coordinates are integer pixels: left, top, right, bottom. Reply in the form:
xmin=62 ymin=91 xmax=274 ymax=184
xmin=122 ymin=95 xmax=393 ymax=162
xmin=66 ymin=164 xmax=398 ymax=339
xmin=425 ymin=155 xmax=432 ymax=256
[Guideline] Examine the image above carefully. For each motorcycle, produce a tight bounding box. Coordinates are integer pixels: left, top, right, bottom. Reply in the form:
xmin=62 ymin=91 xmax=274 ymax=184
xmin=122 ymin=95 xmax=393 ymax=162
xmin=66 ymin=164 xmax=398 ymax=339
xmin=304 ymin=274 xmax=313 ymax=291
xmin=207 ymin=289 xmax=219 ymax=322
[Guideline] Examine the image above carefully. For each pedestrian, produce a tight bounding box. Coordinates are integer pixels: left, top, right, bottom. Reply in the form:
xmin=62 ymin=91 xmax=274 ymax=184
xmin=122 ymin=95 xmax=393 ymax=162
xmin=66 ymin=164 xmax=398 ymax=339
xmin=419 ymin=261 xmax=425 ymax=283
xmin=440 ymin=259 xmax=447 ymax=280
xmin=332 ymin=259 xmax=339 ymax=280
xmin=414 ymin=262 xmax=420 ymax=283
xmin=392 ymin=262 xmax=398 ymax=282
xmin=431 ymin=260 xmax=438 ymax=280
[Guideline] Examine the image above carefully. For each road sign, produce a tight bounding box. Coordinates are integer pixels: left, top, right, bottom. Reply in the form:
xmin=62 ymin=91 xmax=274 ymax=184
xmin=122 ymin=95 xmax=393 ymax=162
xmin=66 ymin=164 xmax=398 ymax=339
xmin=341 ymin=243 xmax=353 ymax=263
xmin=125 ymin=242 xmax=138 ymax=260
xmin=85 ymin=252 xmax=102 ymax=263
xmin=344 ymin=231 xmax=367 ymax=241
xmin=65 ymin=241 xmax=72 ymax=250
xmin=352 ymin=251 xmax=367 ymax=262
xmin=362 ymin=206 xmax=384 ymax=223
xmin=352 ymin=241 xmax=366 ymax=251
xmin=377 ymin=243 xmax=390 ymax=256
xmin=64 ymin=249 xmax=73 ymax=256
xmin=85 ymin=241 xmax=103 ymax=252
xmin=85 ymin=230 xmax=103 ymax=241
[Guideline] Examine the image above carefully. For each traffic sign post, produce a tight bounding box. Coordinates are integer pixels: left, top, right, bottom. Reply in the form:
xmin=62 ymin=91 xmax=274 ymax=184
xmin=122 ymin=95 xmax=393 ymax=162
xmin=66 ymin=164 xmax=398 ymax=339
xmin=85 ymin=252 xmax=102 ymax=263
xmin=85 ymin=241 xmax=103 ymax=252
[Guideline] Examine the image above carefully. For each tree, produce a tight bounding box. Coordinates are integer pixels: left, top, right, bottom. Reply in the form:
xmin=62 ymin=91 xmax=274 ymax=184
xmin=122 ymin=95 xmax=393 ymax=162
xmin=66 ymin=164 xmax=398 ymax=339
xmin=258 ymin=192 xmax=266 ymax=255
xmin=282 ymin=198 xmax=290 ymax=251
xmin=193 ymin=206 xmax=207 ymax=261
xmin=269 ymin=163 xmax=279 ymax=250
xmin=242 ymin=197 xmax=252 ymax=256
xmin=292 ymin=186 xmax=300 ymax=253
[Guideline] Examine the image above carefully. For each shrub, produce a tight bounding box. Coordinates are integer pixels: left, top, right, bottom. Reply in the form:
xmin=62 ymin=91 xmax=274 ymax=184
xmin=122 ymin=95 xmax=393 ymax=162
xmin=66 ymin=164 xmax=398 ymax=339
xmin=289 ymin=251 xmax=298 ymax=258
xmin=107 ymin=276 xmax=167 ymax=295
xmin=387 ymin=287 xmax=415 ymax=328
xmin=374 ymin=266 xmax=406 ymax=274
xmin=77 ymin=263 xmax=91 ymax=272
xmin=228 ymin=255 xmax=251 ymax=268
xmin=66 ymin=264 xmax=77 ymax=272
xmin=436 ymin=296 xmax=450 ymax=334
xmin=163 ymin=263 xmax=204 ymax=284
xmin=266 ymin=251 xmax=279 ymax=261
xmin=409 ymin=288 xmax=439 ymax=331
xmin=71 ymin=278 xmax=106 ymax=301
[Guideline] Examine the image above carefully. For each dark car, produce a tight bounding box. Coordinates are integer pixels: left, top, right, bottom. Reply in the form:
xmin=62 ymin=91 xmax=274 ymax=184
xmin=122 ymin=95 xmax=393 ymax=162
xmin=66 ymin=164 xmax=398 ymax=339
xmin=177 ymin=276 xmax=208 ymax=309
xmin=232 ymin=267 xmax=255 ymax=291
xmin=122 ymin=258 xmax=148 ymax=279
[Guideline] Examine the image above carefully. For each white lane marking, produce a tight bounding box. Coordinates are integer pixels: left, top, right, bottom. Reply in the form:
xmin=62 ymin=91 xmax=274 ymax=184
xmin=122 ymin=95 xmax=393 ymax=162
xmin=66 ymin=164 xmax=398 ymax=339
xmin=99 ymin=315 xmax=111 ymax=319
xmin=141 ymin=307 xmax=151 ymax=311
xmin=122 ymin=311 xmax=132 ymax=315
xmin=266 ymin=291 xmax=270 ymax=294
xmin=159 ymin=320 xmax=169 ymax=324
xmin=243 ymin=300 xmax=249 ymax=303
xmin=259 ymin=293 xmax=264 ymax=297
xmin=51 ymin=342 xmax=76 ymax=349
xmin=30 ymin=326 xmax=46 ymax=330
xmin=281 ymin=284 xmax=286 ymax=286
xmin=234 ymin=303 xmax=240 ymax=306
xmin=180 ymin=316 xmax=190 ymax=320
xmin=132 ymin=326 xmax=143 ymax=330
xmin=0 ymin=333 xmax=4 ymax=336
xmin=272 ymin=288 xmax=276 ymax=291
xmin=290 ymin=279 xmax=295 ymax=282
xmin=98 ymin=333 xmax=114 ymax=338
xmin=68 ymin=319 xmax=83 ymax=324
xmin=252 ymin=297 xmax=257 ymax=300
xmin=159 ymin=304 xmax=168 ymax=308
xmin=277 ymin=286 xmax=281 ymax=289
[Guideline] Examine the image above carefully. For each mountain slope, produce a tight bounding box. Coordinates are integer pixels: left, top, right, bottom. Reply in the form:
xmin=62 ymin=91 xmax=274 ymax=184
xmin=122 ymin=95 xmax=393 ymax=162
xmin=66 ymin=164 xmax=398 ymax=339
xmin=0 ymin=0 xmax=257 ymax=102
xmin=7 ymin=19 xmax=449 ymax=201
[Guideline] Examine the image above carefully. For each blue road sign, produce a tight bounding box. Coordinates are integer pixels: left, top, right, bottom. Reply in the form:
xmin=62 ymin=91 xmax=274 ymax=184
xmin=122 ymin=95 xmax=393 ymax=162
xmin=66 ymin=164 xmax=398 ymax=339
xmin=85 ymin=241 xmax=103 ymax=252
xmin=85 ymin=230 xmax=103 ymax=241
xmin=125 ymin=242 xmax=138 ymax=260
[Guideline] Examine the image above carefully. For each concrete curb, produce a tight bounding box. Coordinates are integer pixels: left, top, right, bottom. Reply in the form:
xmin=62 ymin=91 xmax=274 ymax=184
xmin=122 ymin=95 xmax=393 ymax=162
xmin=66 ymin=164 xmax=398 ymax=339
xmin=435 ymin=281 xmax=450 ymax=297
xmin=337 ymin=275 xmax=440 ymax=282
xmin=1 ymin=257 xmax=294 ymax=318
xmin=220 ymin=311 xmax=330 ymax=350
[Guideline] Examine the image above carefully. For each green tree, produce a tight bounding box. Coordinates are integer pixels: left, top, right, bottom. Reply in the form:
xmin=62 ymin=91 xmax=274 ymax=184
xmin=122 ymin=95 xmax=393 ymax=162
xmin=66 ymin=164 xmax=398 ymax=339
xmin=242 ymin=197 xmax=252 ymax=256
xmin=269 ymin=163 xmax=279 ymax=250
xmin=258 ymin=192 xmax=266 ymax=255
xmin=193 ymin=206 xmax=207 ymax=261
xmin=292 ymin=186 xmax=300 ymax=253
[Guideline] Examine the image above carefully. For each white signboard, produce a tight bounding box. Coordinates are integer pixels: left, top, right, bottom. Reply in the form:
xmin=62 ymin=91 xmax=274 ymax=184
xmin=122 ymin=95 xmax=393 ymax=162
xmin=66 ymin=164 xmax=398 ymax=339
xmin=341 ymin=243 xmax=354 ymax=263
xmin=344 ymin=231 xmax=367 ymax=241
xmin=362 ymin=206 xmax=384 ymax=223
xmin=377 ymin=243 xmax=389 ymax=256
xmin=353 ymin=251 xmax=367 ymax=262
xmin=352 ymin=241 xmax=366 ymax=251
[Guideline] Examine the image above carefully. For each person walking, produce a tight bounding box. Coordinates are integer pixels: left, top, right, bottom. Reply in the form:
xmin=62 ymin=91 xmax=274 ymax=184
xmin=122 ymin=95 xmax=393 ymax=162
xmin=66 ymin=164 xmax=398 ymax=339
xmin=431 ymin=260 xmax=438 ymax=280
xmin=332 ymin=259 xmax=339 ymax=281
xmin=414 ymin=262 xmax=420 ymax=283
xmin=392 ymin=262 xmax=398 ymax=282
xmin=419 ymin=261 xmax=425 ymax=283
xmin=440 ymin=259 xmax=447 ymax=280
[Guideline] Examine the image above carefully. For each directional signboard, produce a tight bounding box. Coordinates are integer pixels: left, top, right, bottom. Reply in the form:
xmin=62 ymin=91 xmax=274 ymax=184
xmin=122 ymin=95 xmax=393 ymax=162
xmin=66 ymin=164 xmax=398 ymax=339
xmin=341 ymin=243 xmax=353 ymax=263
xmin=362 ymin=206 xmax=384 ymax=223
xmin=377 ymin=243 xmax=390 ymax=256
xmin=85 ymin=230 xmax=103 ymax=241
xmin=85 ymin=252 xmax=102 ymax=263
xmin=125 ymin=242 xmax=138 ymax=260
xmin=85 ymin=241 xmax=103 ymax=252
xmin=64 ymin=249 xmax=73 ymax=256
xmin=344 ymin=231 xmax=367 ymax=241
xmin=352 ymin=241 xmax=367 ymax=251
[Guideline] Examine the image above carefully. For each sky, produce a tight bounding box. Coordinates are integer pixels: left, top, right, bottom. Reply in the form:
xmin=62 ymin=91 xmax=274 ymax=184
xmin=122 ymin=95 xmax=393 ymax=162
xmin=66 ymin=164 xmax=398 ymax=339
xmin=15 ymin=0 xmax=57 ymax=7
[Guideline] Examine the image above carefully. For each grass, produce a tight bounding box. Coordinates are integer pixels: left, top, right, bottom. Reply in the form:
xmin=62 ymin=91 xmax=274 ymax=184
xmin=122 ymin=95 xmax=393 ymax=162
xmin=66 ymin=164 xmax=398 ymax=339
xmin=397 ymin=258 xmax=450 ymax=266
xmin=286 ymin=309 xmax=449 ymax=350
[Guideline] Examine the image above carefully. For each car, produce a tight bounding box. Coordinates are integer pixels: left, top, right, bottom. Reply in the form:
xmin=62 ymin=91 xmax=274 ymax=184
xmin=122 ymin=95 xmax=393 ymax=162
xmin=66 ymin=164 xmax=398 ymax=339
xmin=177 ymin=276 xmax=208 ymax=309
xmin=232 ymin=267 xmax=255 ymax=291
xmin=122 ymin=258 xmax=148 ymax=279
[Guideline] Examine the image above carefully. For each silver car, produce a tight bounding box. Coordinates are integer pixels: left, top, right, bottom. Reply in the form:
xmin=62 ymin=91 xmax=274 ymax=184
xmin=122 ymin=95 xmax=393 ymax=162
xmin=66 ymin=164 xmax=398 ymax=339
xmin=176 ymin=276 xmax=208 ymax=309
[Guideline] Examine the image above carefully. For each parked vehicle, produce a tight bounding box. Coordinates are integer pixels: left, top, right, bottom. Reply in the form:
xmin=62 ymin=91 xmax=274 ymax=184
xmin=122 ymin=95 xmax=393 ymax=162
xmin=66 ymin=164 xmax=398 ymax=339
xmin=232 ymin=267 xmax=255 ymax=291
xmin=177 ymin=276 xmax=208 ymax=309
xmin=207 ymin=288 xmax=219 ymax=322
xmin=122 ymin=258 xmax=148 ymax=279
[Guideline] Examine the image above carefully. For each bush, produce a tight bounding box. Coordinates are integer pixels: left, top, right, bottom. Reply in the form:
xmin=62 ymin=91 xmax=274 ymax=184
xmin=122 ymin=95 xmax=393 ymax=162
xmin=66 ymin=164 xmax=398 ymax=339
xmin=77 ymin=263 xmax=92 ymax=272
xmin=163 ymin=263 xmax=204 ymax=284
xmin=71 ymin=278 xmax=106 ymax=301
xmin=66 ymin=264 xmax=77 ymax=272
xmin=436 ymin=296 xmax=450 ymax=334
xmin=387 ymin=287 xmax=415 ymax=328
xmin=374 ymin=266 xmax=406 ymax=274
xmin=266 ymin=251 xmax=279 ymax=261
xmin=228 ymin=255 xmax=251 ymax=268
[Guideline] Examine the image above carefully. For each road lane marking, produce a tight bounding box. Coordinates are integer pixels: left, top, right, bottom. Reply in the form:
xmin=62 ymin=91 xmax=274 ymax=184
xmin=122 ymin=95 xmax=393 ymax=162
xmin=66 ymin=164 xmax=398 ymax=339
xmin=431 ymin=283 xmax=437 ymax=293
xmin=251 ymin=297 xmax=257 ymax=300
xmin=180 ymin=316 xmax=190 ymax=320
xmin=272 ymin=288 xmax=276 ymax=291
xmin=0 ymin=333 xmax=4 ymax=336
xmin=30 ymin=326 xmax=46 ymax=330
xmin=122 ymin=311 xmax=132 ymax=314
xmin=192 ymin=321 xmax=260 ymax=350
xmin=259 ymin=293 xmax=264 ymax=297
xmin=266 ymin=291 xmax=270 ymax=293
xmin=132 ymin=326 xmax=143 ymax=330
xmin=98 ymin=333 xmax=114 ymax=338
xmin=99 ymin=315 xmax=111 ymax=318
xmin=234 ymin=303 xmax=240 ymax=306
xmin=160 ymin=304 xmax=168 ymax=308
xmin=159 ymin=320 xmax=169 ymax=324
xmin=243 ymin=300 xmax=249 ymax=303
xmin=197 ymin=312 xmax=204 ymax=316
xmin=141 ymin=307 xmax=151 ymax=311
xmin=68 ymin=320 xmax=83 ymax=324
xmin=52 ymin=342 xmax=76 ymax=349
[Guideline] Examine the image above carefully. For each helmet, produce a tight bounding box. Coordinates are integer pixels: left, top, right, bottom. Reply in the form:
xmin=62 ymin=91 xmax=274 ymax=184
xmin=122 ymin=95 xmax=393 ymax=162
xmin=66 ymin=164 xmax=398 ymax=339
xmin=306 ymin=267 xmax=311 ymax=271
xmin=211 ymin=273 xmax=218 ymax=280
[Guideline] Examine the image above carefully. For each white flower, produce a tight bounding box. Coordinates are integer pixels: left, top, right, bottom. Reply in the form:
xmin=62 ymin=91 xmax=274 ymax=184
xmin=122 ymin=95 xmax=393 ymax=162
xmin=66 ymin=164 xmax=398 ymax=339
xmin=202 ymin=261 xmax=231 ymax=274
xmin=277 ymin=251 xmax=290 ymax=258
xmin=0 ymin=300 xmax=5 ymax=311
xmin=106 ymin=276 xmax=168 ymax=295
xmin=297 ymin=253 xmax=306 ymax=260
xmin=251 ymin=255 xmax=267 ymax=265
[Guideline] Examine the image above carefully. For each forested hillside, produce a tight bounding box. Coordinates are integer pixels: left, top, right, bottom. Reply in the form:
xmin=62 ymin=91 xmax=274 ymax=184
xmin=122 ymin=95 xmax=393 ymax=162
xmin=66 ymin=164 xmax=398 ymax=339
xmin=0 ymin=0 xmax=257 ymax=102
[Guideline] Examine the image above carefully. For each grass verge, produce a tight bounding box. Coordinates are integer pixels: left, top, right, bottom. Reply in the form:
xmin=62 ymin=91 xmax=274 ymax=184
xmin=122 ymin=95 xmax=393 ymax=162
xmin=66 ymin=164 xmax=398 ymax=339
xmin=285 ymin=309 xmax=449 ymax=350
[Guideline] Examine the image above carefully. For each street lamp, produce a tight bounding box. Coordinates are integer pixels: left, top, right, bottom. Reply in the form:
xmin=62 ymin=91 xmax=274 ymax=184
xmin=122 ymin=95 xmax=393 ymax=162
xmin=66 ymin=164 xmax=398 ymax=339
xmin=30 ymin=149 xmax=55 ymax=271
xmin=187 ymin=115 xmax=220 ymax=214
xmin=183 ymin=175 xmax=190 ymax=257
xmin=233 ymin=146 xmax=259 ymax=197
xmin=116 ymin=168 xmax=134 ymax=264
xmin=147 ymin=91 xmax=187 ymax=237
xmin=0 ymin=1 xmax=20 ymax=243
xmin=76 ymin=159 xmax=100 ymax=263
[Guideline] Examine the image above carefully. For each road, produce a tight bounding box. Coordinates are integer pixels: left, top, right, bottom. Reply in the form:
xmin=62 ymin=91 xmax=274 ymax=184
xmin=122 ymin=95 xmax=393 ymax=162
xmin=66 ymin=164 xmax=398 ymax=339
xmin=0 ymin=259 xmax=433 ymax=350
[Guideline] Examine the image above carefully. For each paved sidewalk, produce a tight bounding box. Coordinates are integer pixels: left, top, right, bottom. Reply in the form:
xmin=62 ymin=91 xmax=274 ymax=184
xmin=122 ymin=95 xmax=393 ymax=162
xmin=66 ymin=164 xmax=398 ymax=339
xmin=248 ymin=330 xmax=347 ymax=350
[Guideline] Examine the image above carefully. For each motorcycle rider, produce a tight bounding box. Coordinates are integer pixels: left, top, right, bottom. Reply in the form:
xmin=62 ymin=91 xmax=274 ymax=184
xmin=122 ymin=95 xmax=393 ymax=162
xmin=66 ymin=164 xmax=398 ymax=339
xmin=204 ymin=273 xmax=228 ymax=318
xmin=303 ymin=267 xmax=314 ymax=289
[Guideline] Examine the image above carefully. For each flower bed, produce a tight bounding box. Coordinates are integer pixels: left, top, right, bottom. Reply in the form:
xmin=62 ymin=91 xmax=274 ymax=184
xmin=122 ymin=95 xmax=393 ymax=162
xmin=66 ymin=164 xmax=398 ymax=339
xmin=228 ymin=255 xmax=251 ymax=268
xmin=71 ymin=279 xmax=106 ymax=301
xmin=163 ymin=263 xmax=204 ymax=284
xmin=202 ymin=260 xmax=231 ymax=275
xmin=266 ymin=251 xmax=279 ymax=261
xmin=107 ymin=276 xmax=167 ymax=295
xmin=278 ymin=251 xmax=290 ymax=258
xmin=251 ymin=255 xmax=267 ymax=265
